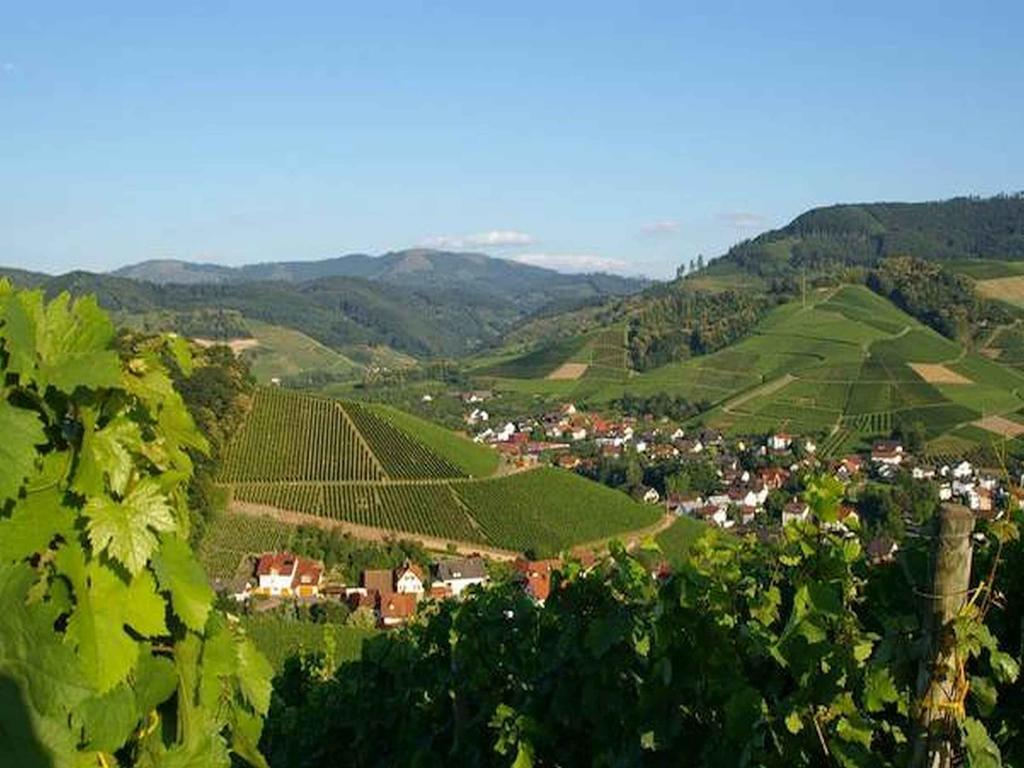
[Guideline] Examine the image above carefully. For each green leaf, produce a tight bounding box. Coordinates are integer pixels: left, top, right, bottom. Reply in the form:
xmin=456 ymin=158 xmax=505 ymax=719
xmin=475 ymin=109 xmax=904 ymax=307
xmin=74 ymin=412 xmax=143 ymax=497
xmin=236 ymin=638 xmax=273 ymax=715
xmin=0 ymin=563 xmax=91 ymax=718
xmin=784 ymin=710 xmax=803 ymax=734
xmin=0 ymin=399 xmax=45 ymax=503
xmin=160 ymin=727 xmax=231 ymax=768
xmin=58 ymin=551 xmax=142 ymax=692
xmin=231 ymin=708 xmax=270 ymax=768
xmin=166 ymin=334 xmax=194 ymax=376
xmin=36 ymin=293 xmax=120 ymax=393
xmin=863 ymin=666 xmax=899 ymax=712
xmin=134 ymin=649 xmax=178 ymax=715
xmin=152 ymin=535 xmax=213 ymax=631
xmin=970 ymin=675 xmax=998 ymax=716
xmin=0 ymin=487 xmax=75 ymax=562
xmin=0 ymin=288 xmax=42 ymax=379
xmin=963 ymin=717 xmax=1001 ymax=768
xmin=124 ymin=569 xmax=169 ymax=637
xmin=989 ymin=650 xmax=1020 ymax=684
xmin=835 ymin=712 xmax=873 ymax=749
xmin=72 ymin=682 xmax=141 ymax=752
xmin=86 ymin=479 xmax=176 ymax=575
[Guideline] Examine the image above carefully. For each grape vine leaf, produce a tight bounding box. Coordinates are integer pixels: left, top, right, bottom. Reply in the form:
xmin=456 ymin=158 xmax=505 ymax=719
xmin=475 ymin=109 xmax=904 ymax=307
xmin=236 ymin=636 xmax=274 ymax=714
xmin=863 ymin=666 xmax=899 ymax=712
xmin=0 ymin=399 xmax=45 ymax=503
xmin=36 ymin=293 xmax=120 ymax=393
xmin=74 ymin=412 xmax=143 ymax=497
xmin=71 ymin=682 xmax=140 ymax=753
xmin=0 ymin=488 xmax=75 ymax=562
xmin=0 ymin=285 xmax=42 ymax=379
xmin=963 ymin=717 xmax=1002 ymax=768
xmin=152 ymin=535 xmax=214 ymax=632
xmin=0 ymin=563 xmax=91 ymax=718
xmin=86 ymin=479 xmax=176 ymax=575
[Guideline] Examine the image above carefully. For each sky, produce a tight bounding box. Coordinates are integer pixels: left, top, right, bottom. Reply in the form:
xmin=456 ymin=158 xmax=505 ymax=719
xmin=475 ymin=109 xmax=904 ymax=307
xmin=2 ymin=2 xmax=1022 ymax=279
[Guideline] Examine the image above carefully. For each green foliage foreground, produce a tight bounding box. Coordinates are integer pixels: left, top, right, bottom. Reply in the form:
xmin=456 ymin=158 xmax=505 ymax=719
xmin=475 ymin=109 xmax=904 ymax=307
xmin=0 ymin=282 xmax=272 ymax=767
xmin=263 ymin=479 xmax=1022 ymax=768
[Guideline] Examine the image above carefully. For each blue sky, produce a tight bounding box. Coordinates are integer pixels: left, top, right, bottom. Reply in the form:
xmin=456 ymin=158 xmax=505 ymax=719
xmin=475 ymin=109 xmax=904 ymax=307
xmin=2 ymin=2 xmax=1022 ymax=278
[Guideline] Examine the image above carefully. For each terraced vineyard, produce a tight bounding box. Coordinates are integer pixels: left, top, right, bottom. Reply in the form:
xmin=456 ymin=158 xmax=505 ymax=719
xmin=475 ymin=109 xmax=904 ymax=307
xmin=343 ymin=402 xmax=464 ymax=479
xmin=219 ymin=388 xmax=382 ymax=482
xmin=217 ymin=388 xmax=657 ymax=554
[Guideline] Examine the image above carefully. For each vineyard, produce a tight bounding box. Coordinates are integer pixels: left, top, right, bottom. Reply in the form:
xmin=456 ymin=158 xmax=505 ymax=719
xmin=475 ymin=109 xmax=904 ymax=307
xmin=240 ymin=615 xmax=375 ymax=671
xmin=343 ymin=401 xmax=465 ymax=478
xmin=218 ymin=388 xmax=657 ymax=554
xmin=198 ymin=512 xmax=297 ymax=578
xmin=219 ymin=387 xmax=383 ymax=482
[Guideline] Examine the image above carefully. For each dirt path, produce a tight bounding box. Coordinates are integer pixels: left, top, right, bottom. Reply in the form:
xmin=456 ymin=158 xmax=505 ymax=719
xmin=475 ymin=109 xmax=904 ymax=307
xmin=571 ymin=512 xmax=677 ymax=555
xmin=722 ymin=373 xmax=795 ymax=414
xmin=230 ymin=500 xmax=523 ymax=561
xmin=229 ymin=497 xmax=677 ymax=563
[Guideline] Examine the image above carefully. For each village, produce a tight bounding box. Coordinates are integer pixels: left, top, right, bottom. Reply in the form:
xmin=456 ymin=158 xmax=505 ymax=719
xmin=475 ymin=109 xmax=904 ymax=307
xmin=462 ymin=393 xmax=1019 ymax=542
xmin=224 ymin=549 xmax=572 ymax=629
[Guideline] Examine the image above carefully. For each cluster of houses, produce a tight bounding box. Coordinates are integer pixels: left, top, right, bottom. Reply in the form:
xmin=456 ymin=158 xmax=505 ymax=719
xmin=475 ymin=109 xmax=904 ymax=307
xmin=227 ymin=552 xmax=567 ymax=628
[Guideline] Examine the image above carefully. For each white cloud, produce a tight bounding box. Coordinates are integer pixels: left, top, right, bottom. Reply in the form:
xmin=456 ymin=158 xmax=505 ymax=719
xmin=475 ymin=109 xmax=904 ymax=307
xmin=421 ymin=229 xmax=536 ymax=249
xmin=641 ymin=219 xmax=680 ymax=236
xmin=509 ymin=252 xmax=627 ymax=274
xmin=719 ymin=211 xmax=766 ymax=230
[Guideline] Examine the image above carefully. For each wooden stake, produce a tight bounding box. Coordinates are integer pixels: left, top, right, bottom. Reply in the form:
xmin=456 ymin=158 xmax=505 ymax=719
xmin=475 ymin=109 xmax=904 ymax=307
xmin=911 ymin=503 xmax=975 ymax=768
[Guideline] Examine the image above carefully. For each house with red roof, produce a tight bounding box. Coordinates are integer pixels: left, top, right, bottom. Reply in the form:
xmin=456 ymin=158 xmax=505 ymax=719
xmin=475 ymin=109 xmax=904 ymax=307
xmin=252 ymin=552 xmax=323 ymax=598
xmin=514 ymin=558 xmax=559 ymax=603
xmin=378 ymin=593 xmax=418 ymax=628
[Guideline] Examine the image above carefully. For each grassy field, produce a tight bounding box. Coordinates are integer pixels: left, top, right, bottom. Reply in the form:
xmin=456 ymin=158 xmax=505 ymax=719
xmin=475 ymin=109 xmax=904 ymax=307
xmin=218 ymin=389 xmax=658 ymax=553
xmin=242 ymin=320 xmax=364 ymax=383
xmin=653 ymin=516 xmax=713 ymax=566
xmin=240 ymin=615 xmax=374 ymax=671
xmin=456 ymin=468 xmax=660 ymax=557
xmin=975 ymin=275 xmax=1024 ymax=308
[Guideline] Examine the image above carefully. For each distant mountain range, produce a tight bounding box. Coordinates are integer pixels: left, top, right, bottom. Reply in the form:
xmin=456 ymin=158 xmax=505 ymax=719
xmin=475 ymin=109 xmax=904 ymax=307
xmin=110 ymin=249 xmax=647 ymax=311
xmin=0 ymin=250 xmax=648 ymax=359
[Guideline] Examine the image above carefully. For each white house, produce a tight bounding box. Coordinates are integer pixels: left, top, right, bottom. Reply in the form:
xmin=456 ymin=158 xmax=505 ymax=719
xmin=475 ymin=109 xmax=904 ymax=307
xmin=699 ymin=504 xmax=731 ymax=528
xmin=871 ymin=441 xmax=904 ymax=465
xmin=952 ymin=461 xmax=973 ymax=480
xmin=640 ymin=487 xmax=660 ymax=504
xmin=467 ymin=408 xmax=489 ymax=425
xmin=433 ymin=557 xmax=488 ymax=598
xmin=395 ymin=562 xmax=425 ymax=596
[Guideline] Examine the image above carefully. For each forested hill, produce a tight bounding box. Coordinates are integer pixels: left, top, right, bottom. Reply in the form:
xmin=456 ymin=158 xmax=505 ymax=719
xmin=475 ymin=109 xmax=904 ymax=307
xmin=0 ymin=255 xmax=647 ymax=359
xmin=111 ymin=248 xmax=647 ymax=313
xmin=715 ymin=194 xmax=1024 ymax=277
xmin=0 ymin=269 xmax=521 ymax=357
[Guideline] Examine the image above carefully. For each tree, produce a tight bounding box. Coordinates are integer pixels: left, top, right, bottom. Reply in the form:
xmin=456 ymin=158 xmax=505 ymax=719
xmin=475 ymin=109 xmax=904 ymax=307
xmin=0 ymin=282 xmax=271 ymax=766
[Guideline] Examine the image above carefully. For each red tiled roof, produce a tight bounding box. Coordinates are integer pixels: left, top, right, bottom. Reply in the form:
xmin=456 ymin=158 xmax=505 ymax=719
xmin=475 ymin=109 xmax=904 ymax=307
xmin=379 ymin=593 xmax=418 ymax=620
xmin=256 ymin=552 xmax=297 ymax=577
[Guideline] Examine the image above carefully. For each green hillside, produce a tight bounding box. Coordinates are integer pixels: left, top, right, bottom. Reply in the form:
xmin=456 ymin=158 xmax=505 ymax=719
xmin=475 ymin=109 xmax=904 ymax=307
xmin=715 ymin=194 xmax=1024 ymax=278
xmin=217 ymin=387 xmax=658 ymax=555
xmin=472 ymin=285 xmax=1024 ymax=462
xmin=366 ymin=403 xmax=499 ymax=477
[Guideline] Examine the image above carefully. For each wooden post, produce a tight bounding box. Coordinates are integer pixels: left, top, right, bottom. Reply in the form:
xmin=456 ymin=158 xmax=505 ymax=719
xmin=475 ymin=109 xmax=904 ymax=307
xmin=912 ymin=503 xmax=975 ymax=768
